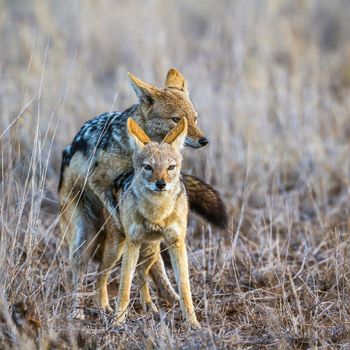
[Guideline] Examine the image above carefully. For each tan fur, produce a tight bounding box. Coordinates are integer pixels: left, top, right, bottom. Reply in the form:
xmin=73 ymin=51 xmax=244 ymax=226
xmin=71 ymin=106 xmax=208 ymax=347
xmin=162 ymin=118 xmax=187 ymax=145
xmin=96 ymin=118 xmax=200 ymax=327
xmin=165 ymin=68 xmax=189 ymax=94
xmin=127 ymin=117 xmax=151 ymax=146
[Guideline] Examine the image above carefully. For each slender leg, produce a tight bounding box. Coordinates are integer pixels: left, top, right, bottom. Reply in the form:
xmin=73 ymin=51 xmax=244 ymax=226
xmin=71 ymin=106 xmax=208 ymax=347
xmin=114 ymin=241 xmax=140 ymax=324
xmin=96 ymin=227 xmax=125 ymax=312
xmin=63 ymin=205 xmax=97 ymax=320
xmin=169 ymin=240 xmax=200 ymax=328
xmin=137 ymin=245 xmax=159 ymax=313
xmin=149 ymin=254 xmax=179 ymax=304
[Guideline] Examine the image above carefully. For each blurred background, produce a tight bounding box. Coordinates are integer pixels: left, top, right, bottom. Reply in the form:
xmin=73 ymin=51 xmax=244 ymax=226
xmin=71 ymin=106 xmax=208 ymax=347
xmin=1 ymin=0 xmax=350 ymax=348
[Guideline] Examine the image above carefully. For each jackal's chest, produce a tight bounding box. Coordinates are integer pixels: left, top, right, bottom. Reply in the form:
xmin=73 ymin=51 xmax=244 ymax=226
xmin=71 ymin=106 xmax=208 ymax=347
xmin=123 ymin=206 xmax=185 ymax=244
xmin=128 ymin=221 xmax=179 ymax=243
xmin=120 ymin=190 xmax=187 ymax=243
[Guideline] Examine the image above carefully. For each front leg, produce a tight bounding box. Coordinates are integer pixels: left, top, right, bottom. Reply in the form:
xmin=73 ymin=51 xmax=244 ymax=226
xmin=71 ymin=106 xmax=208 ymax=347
xmin=88 ymin=170 xmax=121 ymax=225
xmin=96 ymin=221 xmax=125 ymax=313
xmin=114 ymin=241 xmax=140 ymax=324
xmin=169 ymin=240 xmax=200 ymax=328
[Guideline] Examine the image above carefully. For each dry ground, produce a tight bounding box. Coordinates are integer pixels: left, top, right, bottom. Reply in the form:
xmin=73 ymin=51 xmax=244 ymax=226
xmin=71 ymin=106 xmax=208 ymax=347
xmin=1 ymin=0 xmax=350 ymax=349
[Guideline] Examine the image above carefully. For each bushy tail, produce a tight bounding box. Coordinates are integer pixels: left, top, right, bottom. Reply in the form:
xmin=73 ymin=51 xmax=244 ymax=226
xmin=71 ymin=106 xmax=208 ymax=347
xmin=182 ymin=174 xmax=228 ymax=230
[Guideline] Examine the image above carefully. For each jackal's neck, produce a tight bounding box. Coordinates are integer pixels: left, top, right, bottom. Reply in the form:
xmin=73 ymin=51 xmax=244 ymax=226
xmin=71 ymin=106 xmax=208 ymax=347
xmin=109 ymin=104 xmax=143 ymax=150
xmin=110 ymin=103 xmax=163 ymax=152
xmin=128 ymin=105 xmax=165 ymax=144
xmin=131 ymin=104 xmax=146 ymax=128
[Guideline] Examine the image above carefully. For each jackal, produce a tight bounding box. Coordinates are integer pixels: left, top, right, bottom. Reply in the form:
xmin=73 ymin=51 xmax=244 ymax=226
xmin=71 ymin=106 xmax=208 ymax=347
xmin=100 ymin=117 xmax=200 ymax=327
xmin=58 ymin=68 xmax=227 ymax=315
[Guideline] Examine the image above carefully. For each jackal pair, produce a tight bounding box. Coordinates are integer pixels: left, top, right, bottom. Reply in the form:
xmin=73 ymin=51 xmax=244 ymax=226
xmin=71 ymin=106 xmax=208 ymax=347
xmin=59 ymin=68 xmax=228 ymax=327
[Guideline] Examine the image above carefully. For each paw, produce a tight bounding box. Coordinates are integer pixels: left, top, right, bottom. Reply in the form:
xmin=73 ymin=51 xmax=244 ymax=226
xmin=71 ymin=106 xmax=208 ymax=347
xmin=158 ymin=289 xmax=180 ymax=305
xmin=99 ymin=303 xmax=113 ymax=314
xmin=113 ymin=317 xmax=125 ymax=327
xmin=171 ymin=292 xmax=180 ymax=303
xmin=189 ymin=319 xmax=201 ymax=329
xmin=113 ymin=310 xmax=126 ymax=326
xmin=143 ymin=302 xmax=158 ymax=314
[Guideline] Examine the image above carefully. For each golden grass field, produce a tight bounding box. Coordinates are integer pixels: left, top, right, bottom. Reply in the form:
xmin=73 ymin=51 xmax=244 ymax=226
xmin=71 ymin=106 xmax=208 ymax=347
xmin=1 ymin=0 xmax=350 ymax=348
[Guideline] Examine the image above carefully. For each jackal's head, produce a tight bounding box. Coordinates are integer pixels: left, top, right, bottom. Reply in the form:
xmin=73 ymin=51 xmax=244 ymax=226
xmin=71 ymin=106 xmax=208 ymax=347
xmin=127 ymin=117 xmax=187 ymax=193
xmin=128 ymin=68 xmax=208 ymax=149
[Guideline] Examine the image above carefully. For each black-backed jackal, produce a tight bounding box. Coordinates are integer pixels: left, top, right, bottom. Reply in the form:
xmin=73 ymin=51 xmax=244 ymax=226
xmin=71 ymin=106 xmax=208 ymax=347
xmin=98 ymin=118 xmax=200 ymax=327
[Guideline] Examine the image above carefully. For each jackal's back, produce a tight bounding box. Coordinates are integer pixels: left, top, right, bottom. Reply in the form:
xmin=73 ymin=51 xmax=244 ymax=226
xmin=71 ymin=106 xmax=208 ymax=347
xmin=58 ymin=105 xmax=138 ymax=192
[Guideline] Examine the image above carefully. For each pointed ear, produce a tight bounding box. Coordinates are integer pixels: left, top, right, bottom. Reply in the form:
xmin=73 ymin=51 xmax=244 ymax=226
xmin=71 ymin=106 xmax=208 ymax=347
xmin=162 ymin=118 xmax=188 ymax=150
xmin=127 ymin=118 xmax=151 ymax=150
xmin=128 ymin=72 xmax=159 ymax=105
xmin=165 ymin=68 xmax=189 ymax=95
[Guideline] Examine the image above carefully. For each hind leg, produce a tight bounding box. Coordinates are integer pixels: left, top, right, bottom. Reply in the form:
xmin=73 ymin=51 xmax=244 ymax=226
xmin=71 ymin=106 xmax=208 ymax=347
xmin=60 ymin=200 xmax=99 ymax=319
xmin=137 ymin=244 xmax=160 ymax=313
xmin=149 ymin=254 xmax=179 ymax=305
xmin=96 ymin=214 xmax=125 ymax=312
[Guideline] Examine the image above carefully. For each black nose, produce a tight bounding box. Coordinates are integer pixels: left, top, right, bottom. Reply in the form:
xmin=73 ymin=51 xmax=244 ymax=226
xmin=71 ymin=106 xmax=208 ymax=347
xmin=155 ymin=179 xmax=166 ymax=189
xmin=198 ymin=137 xmax=209 ymax=147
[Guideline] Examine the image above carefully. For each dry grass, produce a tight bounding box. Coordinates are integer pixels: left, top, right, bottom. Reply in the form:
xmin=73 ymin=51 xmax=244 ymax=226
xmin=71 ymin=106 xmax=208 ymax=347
xmin=1 ymin=0 xmax=350 ymax=348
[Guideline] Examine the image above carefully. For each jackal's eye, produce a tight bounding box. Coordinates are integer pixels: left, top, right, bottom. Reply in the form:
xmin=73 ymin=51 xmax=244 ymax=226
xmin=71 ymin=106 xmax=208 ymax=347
xmin=172 ymin=117 xmax=181 ymax=123
xmin=143 ymin=164 xmax=153 ymax=171
xmin=168 ymin=165 xmax=176 ymax=171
